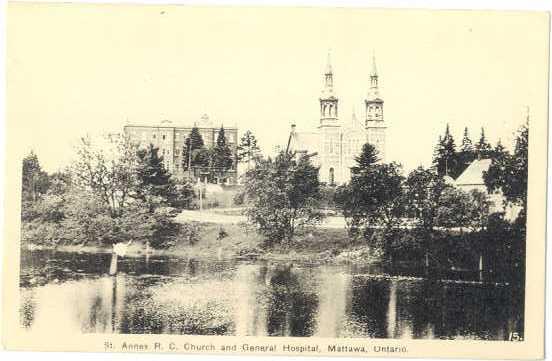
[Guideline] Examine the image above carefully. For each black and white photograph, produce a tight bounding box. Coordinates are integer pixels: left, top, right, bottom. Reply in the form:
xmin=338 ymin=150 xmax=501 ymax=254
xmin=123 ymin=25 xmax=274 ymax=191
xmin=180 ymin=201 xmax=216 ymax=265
xmin=2 ymin=2 xmax=548 ymax=359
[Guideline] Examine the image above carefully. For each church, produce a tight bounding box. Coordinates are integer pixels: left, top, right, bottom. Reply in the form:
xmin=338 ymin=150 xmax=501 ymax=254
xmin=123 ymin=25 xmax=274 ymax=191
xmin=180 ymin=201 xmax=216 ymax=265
xmin=286 ymin=53 xmax=387 ymax=185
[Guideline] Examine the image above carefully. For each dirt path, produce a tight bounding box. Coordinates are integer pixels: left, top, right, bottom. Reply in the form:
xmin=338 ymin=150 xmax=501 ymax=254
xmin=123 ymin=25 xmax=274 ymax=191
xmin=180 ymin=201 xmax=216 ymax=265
xmin=175 ymin=209 xmax=346 ymax=228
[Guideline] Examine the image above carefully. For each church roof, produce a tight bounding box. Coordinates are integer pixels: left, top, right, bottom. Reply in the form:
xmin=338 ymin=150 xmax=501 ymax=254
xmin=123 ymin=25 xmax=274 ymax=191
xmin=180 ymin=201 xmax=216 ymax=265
xmin=287 ymin=129 xmax=320 ymax=154
xmin=455 ymin=158 xmax=492 ymax=186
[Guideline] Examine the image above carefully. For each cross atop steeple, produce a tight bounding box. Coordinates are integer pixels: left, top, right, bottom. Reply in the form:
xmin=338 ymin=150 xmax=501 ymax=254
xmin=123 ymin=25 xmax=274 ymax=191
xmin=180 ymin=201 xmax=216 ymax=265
xmin=325 ymin=49 xmax=333 ymax=75
xmin=369 ymin=53 xmax=379 ymax=90
xmin=370 ymin=52 xmax=378 ymax=77
xmin=319 ymin=49 xmax=338 ymax=127
xmin=323 ymin=49 xmax=334 ymax=90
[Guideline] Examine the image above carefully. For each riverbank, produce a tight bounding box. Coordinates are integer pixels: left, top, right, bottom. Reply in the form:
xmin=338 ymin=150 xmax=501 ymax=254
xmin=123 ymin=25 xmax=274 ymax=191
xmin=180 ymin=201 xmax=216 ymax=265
xmin=21 ymin=222 xmax=380 ymax=264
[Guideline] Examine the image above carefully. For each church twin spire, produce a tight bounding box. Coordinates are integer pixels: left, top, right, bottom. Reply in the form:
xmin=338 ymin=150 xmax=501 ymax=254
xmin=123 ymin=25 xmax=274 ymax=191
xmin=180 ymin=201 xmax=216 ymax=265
xmin=320 ymin=51 xmax=383 ymax=127
xmin=319 ymin=50 xmax=338 ymax=127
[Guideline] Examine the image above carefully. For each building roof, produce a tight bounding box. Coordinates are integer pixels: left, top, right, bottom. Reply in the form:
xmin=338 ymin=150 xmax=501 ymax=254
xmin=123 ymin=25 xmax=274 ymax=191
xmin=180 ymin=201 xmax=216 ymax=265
xmin=287 ymin=129 xmax=319 ymax=154
xmin=454 ymin=158 xmax=492 ymax=186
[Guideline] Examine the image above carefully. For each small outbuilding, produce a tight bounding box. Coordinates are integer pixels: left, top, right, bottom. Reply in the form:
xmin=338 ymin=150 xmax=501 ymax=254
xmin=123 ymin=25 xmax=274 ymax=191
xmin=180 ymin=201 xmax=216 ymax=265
xmin=454 ymin=159 xmax=520 ymax=221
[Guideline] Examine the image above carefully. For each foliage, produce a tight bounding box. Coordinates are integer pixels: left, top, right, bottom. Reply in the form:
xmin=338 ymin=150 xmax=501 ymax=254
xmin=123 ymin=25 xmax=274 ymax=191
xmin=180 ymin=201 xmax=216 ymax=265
xmin=350 ymin=143 xmax=379 ymax=175
xmin=244 ymin=151 xmax=323 ymax=245
xmin=182 ymin=126 xmax=209 ymax=170
xmin=434 ymin=186 xmax=472 ymax=229
xmin=457 ymin=127 xmax=476 ymax=175
xmin=319 ymin=185 xmax=337 ymax=210
xmin=70 ymin=134 xmax=139 ymax=217
xmin=135 ymin=143 xmax=176 ymax=211
xmin=432 ymin=124 xmax=460 ymax=177
xmin=237 ymin=130 xmax=261 ymax=170
xmin=212 ymin=126 xmax=234 ymax=180
xmin=465 ymin=189 xmax=492 ymax=232
xmin=474 ymin=127 xmax=493 ymax=160
xmin=169 ymin=178 xmax=195 ymax=209
xmin=484 ymin=123 xmax=528 ymax=211
xmin=335 ymin=143 xmax=404 ymax=248
xmin=22 ymin=151 xmax=50 ymax=203
xmin=403 ymin=167 xmax=447 ymax=235
xmin=21 ymin=133 xmax=199 ymax=249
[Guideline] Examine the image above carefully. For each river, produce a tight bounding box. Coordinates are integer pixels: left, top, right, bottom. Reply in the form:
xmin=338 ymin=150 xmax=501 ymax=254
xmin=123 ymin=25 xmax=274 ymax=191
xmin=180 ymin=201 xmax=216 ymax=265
xmin=19 ymin=249 xmax=523 ymax=339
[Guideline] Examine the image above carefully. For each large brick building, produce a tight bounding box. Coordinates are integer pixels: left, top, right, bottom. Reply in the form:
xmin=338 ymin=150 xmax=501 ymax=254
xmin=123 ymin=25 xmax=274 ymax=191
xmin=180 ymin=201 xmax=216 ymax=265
xmin=124 ymin=114 xmax=238 ymax=183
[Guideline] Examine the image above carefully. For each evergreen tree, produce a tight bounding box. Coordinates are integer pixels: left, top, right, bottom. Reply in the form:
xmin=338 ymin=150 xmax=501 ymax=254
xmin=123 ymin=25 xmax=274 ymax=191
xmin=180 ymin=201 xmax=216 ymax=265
xmin=182 ymin=126 xmax=207 ymax=171
xmin=460 ymin=127 xmax=474 ymax=153
xmin=351 ymin=143 xmax=379 ymax=176
xmin=457 ymin=127 xmax=476 ymax=175
xmin=22 ymin=151 xmax=49 ymax=202
xmin=237 ymin=130 xmax=261 ymax=171
xmin=433 ymin=124 xmax=458 ymax=177
xmin=475 ymin=127 xmax=493 ymax=159
xmin=136 ymin=144 xmax=174 ymax=210
xmin=491 ymin=139 xmax=506 ymax=160
xmin=212 ymin=126 xmax=234 ymax=181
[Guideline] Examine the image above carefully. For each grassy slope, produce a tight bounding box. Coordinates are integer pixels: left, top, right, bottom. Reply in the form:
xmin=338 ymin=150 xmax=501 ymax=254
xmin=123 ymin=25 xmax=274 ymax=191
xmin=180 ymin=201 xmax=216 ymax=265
xmin=22 ymin=221 xmax=362 ymax=262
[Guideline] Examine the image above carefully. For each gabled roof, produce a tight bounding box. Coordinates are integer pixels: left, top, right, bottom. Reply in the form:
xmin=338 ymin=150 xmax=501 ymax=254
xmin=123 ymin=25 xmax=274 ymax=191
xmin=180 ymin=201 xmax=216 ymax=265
xmin=455 ymin=158 xmax=492 ymax=186
xmin=287 ymin=130 xmax=319 ymax=154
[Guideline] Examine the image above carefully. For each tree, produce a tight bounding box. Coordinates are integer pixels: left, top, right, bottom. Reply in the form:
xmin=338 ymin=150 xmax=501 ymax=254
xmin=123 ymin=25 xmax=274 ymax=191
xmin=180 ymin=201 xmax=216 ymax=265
xmin=351 ymin=143 xmax=379 ymax=175
xmin=335 ymin=144 xmax=404 ymax=248
xmin=244 ymin=151 xmax=323 ymax=245
xmin=404 ymin=167 xmax=448 ymax=236
xmin=22 ymin=151 xmax=49 ymax=203
xmin=460 ymin=127 xmax=474 ymax=153
xmin=212 ymin=126 xmax=234 ymax=181
xmin=403 ymin=166 xmax=450 ymax=265
xmin=135 ymin=143 xmax=175 ymax=211
xmin=457 ymin=127 xmax=476 ymax=175
xmin=182 ymin=126 xmax=208 ymax=171
xmin=237 ymin=130 xmax=261 ymax=171
xmin=484 ymin=122 xmax=528 ymax=213
xmin=432 ymin=124 xmax=459 ymax=177
xmin=475 ymin=127 xmax=493 ymax=159
xmin=434 ymin=187 xmax=472 ymax=230
xmin=465 ymin=189 xmax=492 ymax=232
xmin=70 ymin=134 xmax=139 ymax=217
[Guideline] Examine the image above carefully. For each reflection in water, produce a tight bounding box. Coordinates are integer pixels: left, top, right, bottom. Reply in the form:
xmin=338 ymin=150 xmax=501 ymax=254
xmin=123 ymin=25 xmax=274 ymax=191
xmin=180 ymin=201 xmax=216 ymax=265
xmin=266 ymin=264 xmax=319 ymax=336
xmin=20 ymin=250 xmax=523 ymax=339
xmin=315 ymin=269 xmax=350 ymax=337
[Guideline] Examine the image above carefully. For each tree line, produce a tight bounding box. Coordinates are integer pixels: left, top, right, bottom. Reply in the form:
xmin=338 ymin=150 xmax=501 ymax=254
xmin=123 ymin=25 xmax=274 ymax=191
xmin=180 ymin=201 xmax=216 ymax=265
xmin=21 ymin=135 xmax=195 ymax=248
xmin=242 ymin=121 xmax=528 ymax=280
xmin=181 ymin=126 xmax=261 ymax=182
xmin=433 ymin=125 xmax=505 ymax=178
xmin=21 ymin=128 xmax=264 ymax=248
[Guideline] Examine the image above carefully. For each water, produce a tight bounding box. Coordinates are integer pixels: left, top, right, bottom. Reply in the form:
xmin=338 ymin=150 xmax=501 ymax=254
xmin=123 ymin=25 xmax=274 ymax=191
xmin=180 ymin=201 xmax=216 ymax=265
xmin=20 ymin=250 xmax=523 ymax=339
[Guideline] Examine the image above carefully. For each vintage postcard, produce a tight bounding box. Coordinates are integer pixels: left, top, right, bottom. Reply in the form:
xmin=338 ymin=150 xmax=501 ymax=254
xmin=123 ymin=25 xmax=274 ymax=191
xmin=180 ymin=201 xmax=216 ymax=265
xmin=2 ymin=2 xmax=549 ymax=359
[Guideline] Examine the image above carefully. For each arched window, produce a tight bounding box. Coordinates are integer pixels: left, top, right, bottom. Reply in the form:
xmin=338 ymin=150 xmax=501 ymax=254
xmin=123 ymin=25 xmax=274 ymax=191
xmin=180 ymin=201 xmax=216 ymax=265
xmin=329 ymin=167 xmax=335 ymax=185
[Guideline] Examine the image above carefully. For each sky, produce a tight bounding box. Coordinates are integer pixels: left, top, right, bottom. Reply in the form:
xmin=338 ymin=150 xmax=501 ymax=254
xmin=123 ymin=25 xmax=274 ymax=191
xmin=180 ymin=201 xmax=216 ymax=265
xmin=7 ymin=3 xmax=549 ymax=173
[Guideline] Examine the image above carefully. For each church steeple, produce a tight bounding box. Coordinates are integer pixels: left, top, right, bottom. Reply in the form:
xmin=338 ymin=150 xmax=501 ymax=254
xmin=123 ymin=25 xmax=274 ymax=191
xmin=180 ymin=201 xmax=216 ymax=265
xmin=320 ymin=50 xmax=338 ymax=127
xmin=365 ymin=52 xmax=386 ymax=161
xmin=365 ymin=53 xmax=383 ymax=122
xmin=368 ymin=53 xmax=380 ymax=100
xmin=324 ymin=51 xmax=334 ymax=89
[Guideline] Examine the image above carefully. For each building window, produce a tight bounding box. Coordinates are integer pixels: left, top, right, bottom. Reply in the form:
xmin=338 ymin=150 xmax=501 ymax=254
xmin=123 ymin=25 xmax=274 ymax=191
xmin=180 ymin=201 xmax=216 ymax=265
xmin=153 ymin=134 xmax=156 ymax=139
xmin=329 ymin=168 xmax=335 ymax=185
xmin=162 ymin=135 xmax=166 ymax=140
